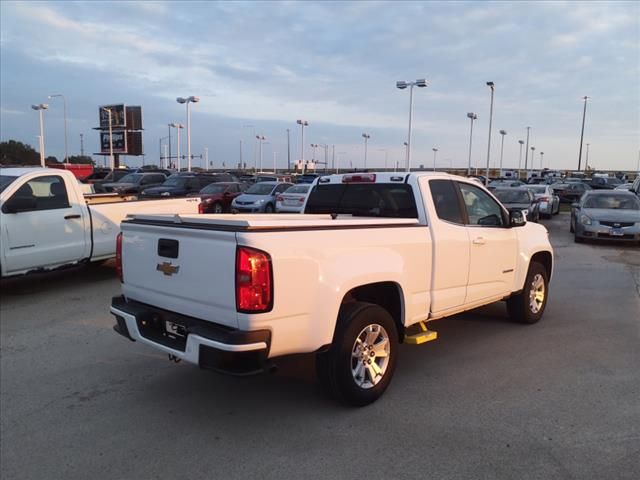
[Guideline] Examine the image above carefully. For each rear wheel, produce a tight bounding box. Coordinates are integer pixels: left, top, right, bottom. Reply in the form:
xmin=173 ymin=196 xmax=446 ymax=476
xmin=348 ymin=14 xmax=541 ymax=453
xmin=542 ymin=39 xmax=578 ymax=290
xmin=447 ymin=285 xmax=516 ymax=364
xmin=264 ymin=203 xmax=274 ymax=213
xmin=507 ymin=262 xmax=548 ymax=324
xmin=316 ymin=302 xmax=398 ymax=406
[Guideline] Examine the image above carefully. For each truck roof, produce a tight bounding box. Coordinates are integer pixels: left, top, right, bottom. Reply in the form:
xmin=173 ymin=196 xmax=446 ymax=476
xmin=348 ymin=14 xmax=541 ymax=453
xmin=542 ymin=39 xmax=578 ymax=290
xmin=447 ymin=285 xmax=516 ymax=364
xmin=313 ymin=171 xmax=468 ymax=185
xmin=0 ymin=167 xmax=69 ymax=177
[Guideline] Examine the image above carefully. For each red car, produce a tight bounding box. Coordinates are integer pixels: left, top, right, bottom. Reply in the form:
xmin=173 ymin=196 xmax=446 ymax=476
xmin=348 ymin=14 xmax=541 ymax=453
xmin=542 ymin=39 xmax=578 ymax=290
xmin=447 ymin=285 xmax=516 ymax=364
xmin=191 ymin=182 xmax=244 ymax=213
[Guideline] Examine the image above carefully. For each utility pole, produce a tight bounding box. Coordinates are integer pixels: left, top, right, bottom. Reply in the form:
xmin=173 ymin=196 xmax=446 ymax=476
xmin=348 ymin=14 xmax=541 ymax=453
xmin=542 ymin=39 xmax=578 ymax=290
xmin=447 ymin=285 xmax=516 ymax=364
xmin=524 ymin=126 xmax=531 ymax=176
xmin=80 ymin=133 xmax=84 ymax=157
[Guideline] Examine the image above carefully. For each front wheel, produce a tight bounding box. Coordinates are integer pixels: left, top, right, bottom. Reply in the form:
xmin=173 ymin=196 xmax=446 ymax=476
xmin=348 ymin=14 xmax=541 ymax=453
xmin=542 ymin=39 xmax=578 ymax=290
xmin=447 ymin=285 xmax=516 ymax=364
xmin=213 ymin=202 xmax=224 ymax=214
xmin=316 ymin=302 xmax=398 ymax=406
xmin=264 ymin=203 xmax=274 ymax=214
xmin=506 ymin=262 xmax=549 ymax=324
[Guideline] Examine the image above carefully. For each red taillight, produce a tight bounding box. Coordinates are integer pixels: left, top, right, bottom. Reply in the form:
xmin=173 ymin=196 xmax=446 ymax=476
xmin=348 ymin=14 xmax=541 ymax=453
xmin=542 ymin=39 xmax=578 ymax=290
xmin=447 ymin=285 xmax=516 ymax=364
xmin=198 ymin=202 xmax=205 ymax=214
xmin=342 ymin=173 xmax=376 ymax=183
xmin=115 ymin=232 xmax=123 ymax=282
xmin=539 ymin=196 xmax=549 ymax=202
xmin=276 ymin=195 xmax=284 ymax=202
xmin=236 ymin=246 xmax=272 ymax=313
xmin=298 ymin=197 xmax=305 ymax=203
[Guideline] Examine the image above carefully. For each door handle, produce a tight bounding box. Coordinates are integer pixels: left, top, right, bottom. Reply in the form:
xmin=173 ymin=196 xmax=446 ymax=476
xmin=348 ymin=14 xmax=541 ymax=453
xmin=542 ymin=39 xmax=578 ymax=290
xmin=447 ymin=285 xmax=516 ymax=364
xmin=472 ymin=237 xmax=486 ymax=245
xmin=64 ymin=214 xmax=81 ymax=220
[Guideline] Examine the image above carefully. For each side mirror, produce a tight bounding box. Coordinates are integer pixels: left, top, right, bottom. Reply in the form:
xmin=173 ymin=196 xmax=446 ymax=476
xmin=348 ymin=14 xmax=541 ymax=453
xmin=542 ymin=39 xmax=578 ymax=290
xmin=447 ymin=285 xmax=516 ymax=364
xmin=509 ymin=208 xmax=526 ymax=227
xmin=3 ymin=196 xmax=37 ymax=213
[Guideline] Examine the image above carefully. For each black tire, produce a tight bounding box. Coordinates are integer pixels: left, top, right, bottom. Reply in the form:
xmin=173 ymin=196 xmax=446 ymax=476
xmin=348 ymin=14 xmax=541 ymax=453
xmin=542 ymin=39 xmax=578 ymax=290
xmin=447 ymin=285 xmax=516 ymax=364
xmin=264 ymin=203 xmax=274 ymax=214
xmin=213 ymin=202 xmax=224 ymax=214
xmin=506 ymin=262 xmax=549 ymax=324
xmin=316 ymin=302 xmax=398 ymax=406
xmin=574 ymin=233 xmax=584 ymax=243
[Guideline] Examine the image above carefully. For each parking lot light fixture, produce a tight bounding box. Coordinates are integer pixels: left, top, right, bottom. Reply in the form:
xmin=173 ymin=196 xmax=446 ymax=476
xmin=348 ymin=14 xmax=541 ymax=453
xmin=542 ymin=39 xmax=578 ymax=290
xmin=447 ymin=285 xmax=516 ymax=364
xmin=485 ymin=81 xmax=495 ymax=185
xmin=466 ymin=112 xmax=477 ymax=176
xmin=499 ymin=129 xmax=507 ymax=175
xmin=361 ymin=134 xmax=370 ymax=169
xmin=177 ymin=96 xmax=200 ymax=172
xmin=524 ymin=126 xmax=531 ymax=175
xmin=518 ymin=140 xmax=525 ymax=177
xmin=256 ymin=135 xmax=266 ymax=172
xmin=432 ymin=147 xmax=438 ymax=171
xmin=169 ymin=123 xmax=184 ymax=170
xmin=296 ymin=119 xmax=309 ymax=169
xmin=540 ymin=151 xmax=544 ymax=170
xmin=530 ymin=146 xmax=536 ymax=175
xmin=397 ymin=78 xmax=428 ymax=172
xmin=577 ymin=96 xmax=590 ymax=171
xmin=31 ymin=103 xmax=49 ymax=167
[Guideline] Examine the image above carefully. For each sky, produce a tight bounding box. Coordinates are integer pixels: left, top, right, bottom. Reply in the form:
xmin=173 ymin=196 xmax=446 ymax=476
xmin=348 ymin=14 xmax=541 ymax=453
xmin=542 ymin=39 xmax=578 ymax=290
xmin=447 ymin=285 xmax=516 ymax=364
xmin=1 ymin=0 xmax=639 ymax=172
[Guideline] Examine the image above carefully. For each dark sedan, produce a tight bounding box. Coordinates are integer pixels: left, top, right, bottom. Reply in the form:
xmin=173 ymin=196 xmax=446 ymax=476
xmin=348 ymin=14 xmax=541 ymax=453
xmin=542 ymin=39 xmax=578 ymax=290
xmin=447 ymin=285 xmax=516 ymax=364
xmin=553 ymin=182 xmax=592 ymax=203
xmin=493 ymin=187 xmax=540 ymax=223
xmin=140 ymin=175 xmax=215 ymax=198
xmin=190 ymin=182 xmax=244 ymax=213
xmin=570 ymin=190 xmax=640 ymax=244
xmin=102 ymin=172 xmax=166 ymax=193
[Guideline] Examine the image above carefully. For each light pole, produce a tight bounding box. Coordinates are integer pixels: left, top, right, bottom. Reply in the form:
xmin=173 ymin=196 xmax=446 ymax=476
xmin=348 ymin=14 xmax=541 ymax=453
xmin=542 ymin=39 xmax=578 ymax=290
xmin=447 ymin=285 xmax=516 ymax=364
xmin=530 ymin=146 xmax=536 ymax=174
xmin=466 ymin=112 xmax=477 ymax=176
xmin=540 ymin=151 xmax=544 ymax=170
xmin=286 ymin=128 xmax=291 ymax=171
xmin=498 ymin=129 xmax=507 ymax=176
xmin=205 ymin=147 xmax=209 ymax=169
xmin=524 ymin=126 xmax=531 ymax=176
xmin=31 ymin=103 xmax=48 ymax=167
xmin=256 ymin=135 xmax=266 ymax=171
xmin=48 ymin=94 xmax=68 ymax=163
xmin=432 ymin=147 xmax=438 ymax=171
xmin=485 ymin=81 xmax=495 ymax=185
xmin=402 ymin=142 xmax=408 ymax=172
xmin=518 ymin=140 xmax=524 ymax=178
xmin=577 ymin=96 xmax=589 ymax=171
xmin=585 ymin=144 xmax=590 ymax=170
xmin=396 ymin=78 xmax=428 ymax=172
xmin=176 ymin=96 xmax=200 ymax=171
xmin=100 ymin=106 xmax=114 ymax=171
xmin=169 ymin=123 xmax=184 ymax=170
xmin=362 ymin=133 xmax=370 ymax=169
xmin=296 ymin=119 xmax=309 ymax=171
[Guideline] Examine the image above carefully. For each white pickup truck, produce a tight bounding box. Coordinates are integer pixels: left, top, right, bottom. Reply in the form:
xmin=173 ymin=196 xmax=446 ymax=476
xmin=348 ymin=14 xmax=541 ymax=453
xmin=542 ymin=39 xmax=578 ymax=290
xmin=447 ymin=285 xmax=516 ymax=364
xmin=110 ymin=172 xmax=553 ymax=405
xmin=0 ymin=168 xmax=200 ymax=277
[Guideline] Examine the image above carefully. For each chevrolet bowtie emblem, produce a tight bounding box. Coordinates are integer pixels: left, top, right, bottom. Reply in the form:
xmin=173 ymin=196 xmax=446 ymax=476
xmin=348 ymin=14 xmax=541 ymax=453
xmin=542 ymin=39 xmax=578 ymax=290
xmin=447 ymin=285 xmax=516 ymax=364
xmin=156 ymin=262 xmax=180 ymax=276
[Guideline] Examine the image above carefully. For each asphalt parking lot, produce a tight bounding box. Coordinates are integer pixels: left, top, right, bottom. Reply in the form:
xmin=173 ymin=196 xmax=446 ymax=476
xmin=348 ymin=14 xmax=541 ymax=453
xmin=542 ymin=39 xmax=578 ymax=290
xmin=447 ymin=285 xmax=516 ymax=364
xmin=1 ymin=213 xmax=639 ymax=480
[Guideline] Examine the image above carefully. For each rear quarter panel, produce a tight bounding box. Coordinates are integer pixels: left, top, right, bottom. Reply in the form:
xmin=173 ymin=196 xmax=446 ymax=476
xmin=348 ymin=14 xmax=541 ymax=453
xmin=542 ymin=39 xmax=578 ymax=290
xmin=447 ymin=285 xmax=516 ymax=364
xmin=237 ymin=226 xmax=432 ymax=357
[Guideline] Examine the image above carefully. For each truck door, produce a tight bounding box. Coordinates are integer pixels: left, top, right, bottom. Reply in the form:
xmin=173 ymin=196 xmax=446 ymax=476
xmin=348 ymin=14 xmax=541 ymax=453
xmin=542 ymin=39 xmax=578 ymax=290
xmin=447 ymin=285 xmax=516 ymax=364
xmin=423 ymin=179 xmax=470 ymax=313
xmin=455 ymin=182 xmax=517 ymax=304
xmin=2 ymin=175 xmax=88 ymax=274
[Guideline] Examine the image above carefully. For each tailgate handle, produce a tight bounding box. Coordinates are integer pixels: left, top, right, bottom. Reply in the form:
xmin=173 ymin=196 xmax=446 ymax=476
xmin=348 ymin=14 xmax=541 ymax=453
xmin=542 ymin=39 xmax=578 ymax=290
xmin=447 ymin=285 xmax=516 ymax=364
xmin=65 ymin=214 xmax=81 ymax=220
xmin=158 ymin=238 xmax=179 ymax=259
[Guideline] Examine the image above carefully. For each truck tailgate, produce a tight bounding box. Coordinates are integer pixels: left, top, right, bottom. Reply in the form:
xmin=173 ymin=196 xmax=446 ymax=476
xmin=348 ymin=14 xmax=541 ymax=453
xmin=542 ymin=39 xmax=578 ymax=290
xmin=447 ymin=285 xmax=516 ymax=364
xmin=120 ymin=221 xmax=239 ymax=328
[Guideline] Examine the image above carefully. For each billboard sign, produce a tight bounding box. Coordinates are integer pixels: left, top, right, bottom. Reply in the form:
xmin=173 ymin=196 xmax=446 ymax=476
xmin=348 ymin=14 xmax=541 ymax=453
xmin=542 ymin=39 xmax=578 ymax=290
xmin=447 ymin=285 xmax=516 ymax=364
xmin=100 ymin=130 xmax=127 ymax=154
xmin=99 ymin=104 xmax=126 ymax=129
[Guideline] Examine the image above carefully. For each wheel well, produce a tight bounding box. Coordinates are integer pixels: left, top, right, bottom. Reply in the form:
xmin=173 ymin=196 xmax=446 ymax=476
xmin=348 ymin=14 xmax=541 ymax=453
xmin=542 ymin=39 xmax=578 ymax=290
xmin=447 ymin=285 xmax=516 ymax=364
xmin=341 ymin=282 xmax=404 ymax=341
xmin=531 ymin=251 xmax=552 ymax=279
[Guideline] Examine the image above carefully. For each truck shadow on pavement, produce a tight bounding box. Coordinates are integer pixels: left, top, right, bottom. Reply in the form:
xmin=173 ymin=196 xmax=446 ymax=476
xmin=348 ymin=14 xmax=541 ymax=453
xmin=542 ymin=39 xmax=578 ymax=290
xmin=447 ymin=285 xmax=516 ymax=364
xmin=0 ymin=261 xmax=117 ymax=298
xmin=128 ymin=301 xmax=523 ymax=417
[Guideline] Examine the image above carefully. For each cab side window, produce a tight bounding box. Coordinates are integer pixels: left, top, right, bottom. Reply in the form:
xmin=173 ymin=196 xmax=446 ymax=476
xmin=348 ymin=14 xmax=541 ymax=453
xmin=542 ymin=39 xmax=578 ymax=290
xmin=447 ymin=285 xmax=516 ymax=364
xmin=457 ymin=182 xmax=505 ymax=227
xmin=429 ymin=179 xmax=464 ymax=224
xmin=6 ymin=175 xmax=70 ymax=212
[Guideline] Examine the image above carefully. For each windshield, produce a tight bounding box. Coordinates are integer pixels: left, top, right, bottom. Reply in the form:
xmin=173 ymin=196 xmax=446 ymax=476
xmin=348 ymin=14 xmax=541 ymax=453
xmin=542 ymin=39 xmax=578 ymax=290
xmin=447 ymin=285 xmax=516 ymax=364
xmin=246 ymin=183 xmax=275 ymax=195
xmin=162 ymin=176 xmax=188 ymax=187
xmin=584 ymin=195 xmax=640 ymax=210
xmin=494 ymin=190 xmax=531 ymax=203
xmin=284 ymin=185 xmax=310 ymax=194
xmin=200 ymin=184 xmax=227 ymax=194
xmin=117 ymin=174 xmax=143 ymax=184
xmin=0 ymin=175 xmax=18 ymax=193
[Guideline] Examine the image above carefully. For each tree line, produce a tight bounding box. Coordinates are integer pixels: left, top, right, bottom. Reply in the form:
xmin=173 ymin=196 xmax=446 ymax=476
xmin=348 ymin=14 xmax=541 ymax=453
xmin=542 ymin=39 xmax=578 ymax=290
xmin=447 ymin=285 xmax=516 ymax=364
xmin=0 ymin=140 xmax=94 ymax=166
